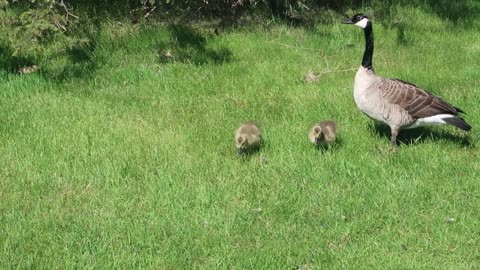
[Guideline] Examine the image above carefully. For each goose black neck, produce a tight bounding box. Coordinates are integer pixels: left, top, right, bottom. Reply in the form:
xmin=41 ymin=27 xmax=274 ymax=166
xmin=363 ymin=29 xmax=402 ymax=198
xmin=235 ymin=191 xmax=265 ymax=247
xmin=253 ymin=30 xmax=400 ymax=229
xmin=362 ymin=22 xmax=374 ymax=69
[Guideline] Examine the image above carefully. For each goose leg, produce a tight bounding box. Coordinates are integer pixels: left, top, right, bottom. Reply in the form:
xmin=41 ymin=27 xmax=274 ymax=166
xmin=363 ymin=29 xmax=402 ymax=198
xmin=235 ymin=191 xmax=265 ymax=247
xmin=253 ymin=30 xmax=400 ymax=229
xmin=389 ymin=127 xmax=399 ymax=152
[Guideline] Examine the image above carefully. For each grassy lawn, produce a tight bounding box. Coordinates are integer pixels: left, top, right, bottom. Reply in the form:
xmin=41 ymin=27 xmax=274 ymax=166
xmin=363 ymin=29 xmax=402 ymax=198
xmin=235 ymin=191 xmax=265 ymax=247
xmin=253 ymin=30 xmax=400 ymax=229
xmin=1 ymin=6 xmax=480 ymax=269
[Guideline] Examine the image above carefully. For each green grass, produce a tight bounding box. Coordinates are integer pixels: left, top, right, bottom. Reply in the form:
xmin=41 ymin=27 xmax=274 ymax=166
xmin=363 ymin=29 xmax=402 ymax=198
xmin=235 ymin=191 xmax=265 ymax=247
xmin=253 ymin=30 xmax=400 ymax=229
xmin=1 ymin=7 xmax=480 ymax=269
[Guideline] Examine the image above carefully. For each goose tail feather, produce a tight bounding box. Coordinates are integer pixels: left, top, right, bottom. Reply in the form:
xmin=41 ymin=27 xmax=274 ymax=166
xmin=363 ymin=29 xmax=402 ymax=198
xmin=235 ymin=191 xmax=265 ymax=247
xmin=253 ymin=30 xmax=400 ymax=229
xmin=443 ymin=116 xmax=471 ymax=131
xmin=453 ymin=106 xmax=466 ymax=114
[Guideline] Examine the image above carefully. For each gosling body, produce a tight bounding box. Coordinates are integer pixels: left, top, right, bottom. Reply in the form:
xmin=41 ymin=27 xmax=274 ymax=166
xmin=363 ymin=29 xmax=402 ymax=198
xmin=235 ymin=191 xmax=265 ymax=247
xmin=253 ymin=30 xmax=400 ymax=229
xmin=235 ymin=121 xmax=262 ymax=154
xmin=309 ymin=121 xmax=337 ymax=147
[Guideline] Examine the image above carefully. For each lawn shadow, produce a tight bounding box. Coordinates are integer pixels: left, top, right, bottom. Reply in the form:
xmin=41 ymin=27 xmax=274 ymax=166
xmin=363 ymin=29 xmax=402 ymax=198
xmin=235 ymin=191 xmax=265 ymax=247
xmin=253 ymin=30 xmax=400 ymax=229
xmin=420 ymin=0 xmax=480 ymax=26
xmin=368 ymin=122 xmax=473 ymax=147
xmin=158 ymin=24 xmax=233 ymax=65
xmin=0 ymin=43 xmax=36 ymax=74
xmin=236 ymin=147 xmax=266 ymax=166
xmin=393 ymin=22 xmax=410 ymax=46
xmin=0 ymin=37 xmax=102 ymax=81
xmin=46 ymin=39 xmax=101 ymax=81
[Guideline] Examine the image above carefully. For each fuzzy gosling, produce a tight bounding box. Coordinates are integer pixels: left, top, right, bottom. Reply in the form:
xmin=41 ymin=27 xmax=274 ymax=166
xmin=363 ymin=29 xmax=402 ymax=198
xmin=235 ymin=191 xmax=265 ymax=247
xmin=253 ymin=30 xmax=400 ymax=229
xmin=235 ymin=121 xmax=262 ymax=155
xmin=309 ymin=121 xmax=337 ymax=147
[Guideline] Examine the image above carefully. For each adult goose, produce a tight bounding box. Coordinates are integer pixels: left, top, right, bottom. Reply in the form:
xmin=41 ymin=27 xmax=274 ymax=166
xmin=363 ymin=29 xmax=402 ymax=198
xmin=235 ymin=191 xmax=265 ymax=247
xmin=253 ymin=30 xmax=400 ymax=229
xmin=343 ymin=14 xmax=471 ymax=148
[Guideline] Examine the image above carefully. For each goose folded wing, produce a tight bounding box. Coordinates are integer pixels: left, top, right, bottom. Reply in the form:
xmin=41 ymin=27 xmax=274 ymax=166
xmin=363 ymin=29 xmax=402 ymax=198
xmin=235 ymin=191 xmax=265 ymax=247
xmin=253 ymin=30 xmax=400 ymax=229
xmin=379 ymin=78 xmax=460 ymax=119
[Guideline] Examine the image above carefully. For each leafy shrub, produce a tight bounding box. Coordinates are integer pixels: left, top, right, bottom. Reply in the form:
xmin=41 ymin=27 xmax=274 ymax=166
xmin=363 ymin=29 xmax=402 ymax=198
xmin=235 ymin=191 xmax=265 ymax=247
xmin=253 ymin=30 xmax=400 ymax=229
xmin=0 ymin=0 xmax=100 ymax=78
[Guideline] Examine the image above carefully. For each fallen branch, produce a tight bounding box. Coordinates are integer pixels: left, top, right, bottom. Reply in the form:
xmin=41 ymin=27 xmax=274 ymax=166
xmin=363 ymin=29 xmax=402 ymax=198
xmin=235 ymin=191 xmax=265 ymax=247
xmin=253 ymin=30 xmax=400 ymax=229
xmin=305 ymin=67 xmax=356 ymax=83
xmin=54 ymin=0 xmax=79 ymax=20
xmin=318 ymin=67 xmax=357 ymax=77
xmin=52 ymin=16 xmax=67 ymax=32
xmin=144 ymin=5 xmax=157 ymax=19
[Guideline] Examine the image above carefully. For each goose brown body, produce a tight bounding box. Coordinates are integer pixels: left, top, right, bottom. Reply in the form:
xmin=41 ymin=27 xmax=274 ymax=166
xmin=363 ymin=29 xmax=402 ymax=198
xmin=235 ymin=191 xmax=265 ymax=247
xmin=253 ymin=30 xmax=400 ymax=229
xmin=355 ymin=67 xmax=469 ymax=129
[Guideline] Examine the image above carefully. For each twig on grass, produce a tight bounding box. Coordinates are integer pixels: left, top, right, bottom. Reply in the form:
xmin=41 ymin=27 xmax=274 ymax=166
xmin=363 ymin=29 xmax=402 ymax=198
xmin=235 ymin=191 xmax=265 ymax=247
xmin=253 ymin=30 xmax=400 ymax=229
xmin=305 ymin=67 xmax=356 ymax=83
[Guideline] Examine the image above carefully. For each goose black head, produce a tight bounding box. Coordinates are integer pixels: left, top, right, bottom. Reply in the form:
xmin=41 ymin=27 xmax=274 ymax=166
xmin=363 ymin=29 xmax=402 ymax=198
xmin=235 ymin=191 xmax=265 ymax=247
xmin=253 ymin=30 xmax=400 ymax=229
xmin=343 ymin=14 xmax=371 ymax=29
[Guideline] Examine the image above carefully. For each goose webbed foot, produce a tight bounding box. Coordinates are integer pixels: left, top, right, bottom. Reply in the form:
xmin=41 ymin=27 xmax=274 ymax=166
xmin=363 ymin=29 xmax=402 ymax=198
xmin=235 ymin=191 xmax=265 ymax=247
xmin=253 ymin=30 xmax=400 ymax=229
xmin=388 ymin=144 xmax=398 ymax=153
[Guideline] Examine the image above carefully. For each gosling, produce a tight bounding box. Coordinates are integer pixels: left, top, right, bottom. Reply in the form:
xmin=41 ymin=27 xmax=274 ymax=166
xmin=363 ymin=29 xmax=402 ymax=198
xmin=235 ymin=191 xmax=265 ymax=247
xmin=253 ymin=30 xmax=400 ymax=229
xmin=235 ymin=121 xmax=262 ymax=155
xmin=309 ymin=121 xmax=337 ymax=147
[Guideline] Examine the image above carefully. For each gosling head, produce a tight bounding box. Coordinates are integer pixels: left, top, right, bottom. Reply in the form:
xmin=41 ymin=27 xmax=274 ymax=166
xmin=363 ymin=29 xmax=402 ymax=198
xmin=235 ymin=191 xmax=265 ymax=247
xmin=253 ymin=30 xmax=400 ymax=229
xmin=343 ymin=13 xmax=371 ymax=29
xmin=309 ymin=125 xmax=324 ymax=145
xmin=236 ymin=135 xmax=248 ymax=155
xmin=313 ymin=126 xmax=324 ymax=144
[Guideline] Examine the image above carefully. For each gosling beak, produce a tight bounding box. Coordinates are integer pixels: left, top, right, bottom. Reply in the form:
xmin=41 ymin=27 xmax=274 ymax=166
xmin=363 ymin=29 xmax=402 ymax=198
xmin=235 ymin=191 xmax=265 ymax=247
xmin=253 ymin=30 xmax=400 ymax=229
xmin=237 ymin=148 xmax=245 ymax=155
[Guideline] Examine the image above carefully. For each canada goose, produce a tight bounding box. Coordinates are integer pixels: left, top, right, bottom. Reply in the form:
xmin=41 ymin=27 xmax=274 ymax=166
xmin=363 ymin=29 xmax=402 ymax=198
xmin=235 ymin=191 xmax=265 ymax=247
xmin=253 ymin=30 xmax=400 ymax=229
xmin=235 ymin=121 xmax=262 ymax=155
xmin=343 ymin=14 xmax=471 ymax=148
xmin=309 ymin=121 xmax=337 ymax=147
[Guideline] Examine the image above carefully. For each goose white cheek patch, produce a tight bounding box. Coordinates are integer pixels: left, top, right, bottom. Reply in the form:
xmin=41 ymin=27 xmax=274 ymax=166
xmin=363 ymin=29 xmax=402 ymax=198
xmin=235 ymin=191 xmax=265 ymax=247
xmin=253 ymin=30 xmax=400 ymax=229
xmin=354 ymin=18 xmax=369 ymax=28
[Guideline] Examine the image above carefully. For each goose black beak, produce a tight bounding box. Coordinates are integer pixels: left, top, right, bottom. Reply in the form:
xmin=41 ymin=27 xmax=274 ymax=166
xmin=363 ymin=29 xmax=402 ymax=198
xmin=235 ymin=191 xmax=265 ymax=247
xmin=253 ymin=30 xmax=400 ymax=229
xmin=342 ymin=18 xmax=353 ymax=24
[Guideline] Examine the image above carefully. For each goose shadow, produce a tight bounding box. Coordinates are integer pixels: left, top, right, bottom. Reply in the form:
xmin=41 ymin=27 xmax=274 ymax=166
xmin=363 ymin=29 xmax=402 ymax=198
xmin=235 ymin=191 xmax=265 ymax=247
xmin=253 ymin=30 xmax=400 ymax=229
xmin=235 ymin=138 xmax=266 ymax=160
xmin=313 ymin=137 xmax=343 ymax=152
xmin=368 ymin=122 xmax=473 ymax=148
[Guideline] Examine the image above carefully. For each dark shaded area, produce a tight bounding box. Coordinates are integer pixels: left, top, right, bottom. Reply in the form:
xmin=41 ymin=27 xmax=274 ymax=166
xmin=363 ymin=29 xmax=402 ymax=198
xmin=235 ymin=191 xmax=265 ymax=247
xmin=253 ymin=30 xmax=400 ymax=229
xmin=354 ymin=0 xmax=479 ymax=29
xmin=393 ymin=22 xmax=410 ymax=46
xmin=411 ymin=0 xmax=478 ymax=25
xmin=1 ymin=0 xmax=478 ymax=81
xmin=21 ymin=0 xmax=473 ymax=29
xmin=6 ymin=0 xmax=480 ymax=27
xmin=0 ymin=4 xmax=104 ymax=81
xmin=157 ymin=25 xmax=233 ymax=65
xmin=237 ymin=147 xmax=261 ymax=157
xmin=144 ymin=0 xmax=480 ymax=28
xmin=0 ymin=38 xmax=102 ymax=81
xmin=313 ymin=137 xmax=343 ymax=152
xmin=236 ymin=141 xmax=264 ymax=159
xmin=45 ymin=38 xmax=102 ymax=81
xmin=368 ymin=122 xmax=473 ymax=147
xmin=0 ymin=42 xmax=36 ymax=73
